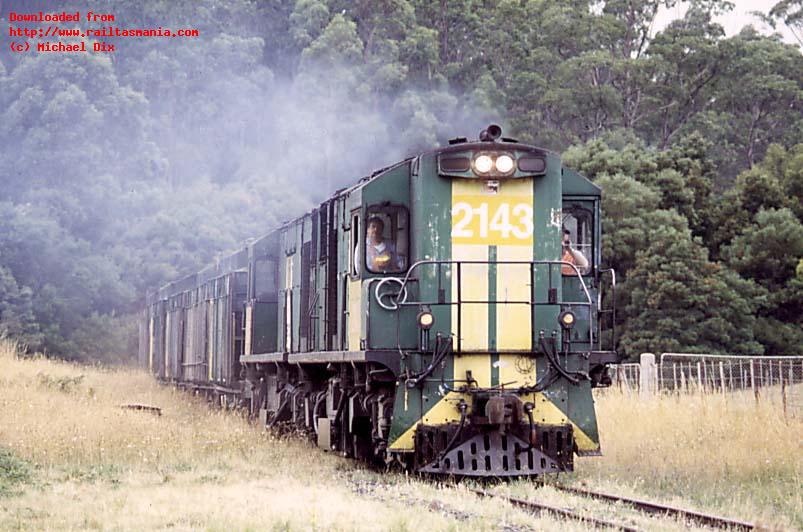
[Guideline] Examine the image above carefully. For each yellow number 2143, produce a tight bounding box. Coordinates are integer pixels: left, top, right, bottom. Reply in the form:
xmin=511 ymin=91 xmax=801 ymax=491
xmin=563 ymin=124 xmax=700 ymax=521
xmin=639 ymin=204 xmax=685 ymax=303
xmin=451 ymin=197 xmax=533 ymax=246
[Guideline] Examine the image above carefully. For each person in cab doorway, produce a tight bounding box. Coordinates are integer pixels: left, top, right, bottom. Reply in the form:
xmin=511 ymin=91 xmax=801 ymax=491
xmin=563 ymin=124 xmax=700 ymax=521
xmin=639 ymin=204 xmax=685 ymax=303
xmin=561 ymin=228 xmax=589 ymax=275
xmin=366 ymin=217 xmax=401 ymax=273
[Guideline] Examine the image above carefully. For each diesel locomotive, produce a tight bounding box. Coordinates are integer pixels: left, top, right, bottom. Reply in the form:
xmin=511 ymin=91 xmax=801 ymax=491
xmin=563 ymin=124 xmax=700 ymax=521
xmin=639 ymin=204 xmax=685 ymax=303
xmin=140 ymin=125 xmax=620 ymax=477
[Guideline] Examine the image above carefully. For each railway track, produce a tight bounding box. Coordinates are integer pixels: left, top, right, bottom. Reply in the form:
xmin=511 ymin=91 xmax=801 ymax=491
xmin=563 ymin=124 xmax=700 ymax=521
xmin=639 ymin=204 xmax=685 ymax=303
xmin=470 ymin=488 xmax=636 ymax=531
xmin=470 ymin=485 xmax=756 ymax=530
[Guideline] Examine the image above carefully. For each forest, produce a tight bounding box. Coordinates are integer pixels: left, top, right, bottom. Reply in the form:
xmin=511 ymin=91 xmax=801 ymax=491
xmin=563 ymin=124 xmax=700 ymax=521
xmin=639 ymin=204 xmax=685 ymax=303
xmin=0 ymin=0 xmax=800 ymax=363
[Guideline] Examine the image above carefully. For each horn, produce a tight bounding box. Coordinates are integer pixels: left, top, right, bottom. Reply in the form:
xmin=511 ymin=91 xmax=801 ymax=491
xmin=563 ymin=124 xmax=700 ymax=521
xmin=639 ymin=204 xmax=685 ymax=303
xmin=479 ymin=124 xmax=502 ymax=142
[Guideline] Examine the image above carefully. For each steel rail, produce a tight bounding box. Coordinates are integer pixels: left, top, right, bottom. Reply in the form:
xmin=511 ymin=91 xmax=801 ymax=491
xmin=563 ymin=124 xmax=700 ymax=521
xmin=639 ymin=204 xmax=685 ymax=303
xmin=551 ymin=485 xmax=755 ymax=530
xmin=469 ymin=489 xmax=637 ymax=531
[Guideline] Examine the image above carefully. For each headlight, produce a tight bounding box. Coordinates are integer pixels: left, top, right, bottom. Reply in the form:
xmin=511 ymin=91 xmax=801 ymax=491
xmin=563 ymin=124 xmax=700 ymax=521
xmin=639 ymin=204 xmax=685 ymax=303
xmin=495 ymin=154 xmax=514 ymax=173
xmin=558 ymin=310 xmax=576 ymax=329
xmin=417 ymin=309 xmax=434 ymax=330
xmin=474 ymin=155 xmax=493 ymax=174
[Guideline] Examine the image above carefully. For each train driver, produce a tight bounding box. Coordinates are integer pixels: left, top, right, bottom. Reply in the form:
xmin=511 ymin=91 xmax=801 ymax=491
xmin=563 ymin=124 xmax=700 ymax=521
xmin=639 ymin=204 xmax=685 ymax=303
xmin=366 ymin=216 xmax=402 ymax=273
xmin=562 ymin=227 xmax=589 ymax=275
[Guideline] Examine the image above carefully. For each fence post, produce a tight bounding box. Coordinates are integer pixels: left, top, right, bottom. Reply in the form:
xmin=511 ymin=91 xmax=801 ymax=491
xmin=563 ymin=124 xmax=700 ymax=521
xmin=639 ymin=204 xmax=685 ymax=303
xmin=781 ymin=371 xmax=788 ymax=420
xmin=719 ymin=361 xmax=725 ymax=394
xmin=728 ymin=362 xmax=733 ymax=391
xmin=751 ymin=360 xmax=759 ymax=404
xmin=672 ymin=363 xmax=678 ymax=391
xmin=640 ymin=353 xmax=657 ymax=400
xmin=697 ymin=361 xmax=703 ymax=392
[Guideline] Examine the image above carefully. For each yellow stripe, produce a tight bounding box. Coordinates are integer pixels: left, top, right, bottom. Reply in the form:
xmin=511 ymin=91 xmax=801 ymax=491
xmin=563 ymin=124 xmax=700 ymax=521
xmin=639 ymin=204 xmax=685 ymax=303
xmin=388 ymin=392 xmax=466 ymax=451
xmin=495 ymin=178 xmax=534 ymax=352
xmin=244 ymin=305 xmax=253 ymax=356
xmin=387 ymin=391 xmax=598 ymax=452
xmin=455 ymin=353 xmax=491 ymax=388
xmin=496 ymin=245 xmax=533 ymax=352
xmin=531 ymin=392 xmax=598 ymax=452
xmin=451 ymin=244 xmax=489 ymax=351
xmin=348 ymin=278 xmax=361 ymax=350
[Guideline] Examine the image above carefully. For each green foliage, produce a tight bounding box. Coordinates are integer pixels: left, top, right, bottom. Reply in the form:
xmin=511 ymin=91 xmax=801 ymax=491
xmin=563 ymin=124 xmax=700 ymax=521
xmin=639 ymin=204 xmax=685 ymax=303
xmin=0 ymin=266 xmax=40 ymax=348
xmin=0 ymin=448 xmax=33 ymax=497
xmin=573 ymin=136 xmax=770 ymax=357
xmin=289 ymin=0 xmax=330 ymax=49
xmin=721 ymin=208 xmax=803 ymax=355
xmin=301 ymin=14 xmax=364 ymax=66
xmin=37 ymin=372 xmax=85 ymax=393
xmin=595 ymin=173 xmax=663 ymax=274
xmin=621 ymin=220 xmax=764 ymax=356
xmin=0 ymin=0 xmax=799 ymax=362
xmin=723 ymin=208 xmax=803 ymax=290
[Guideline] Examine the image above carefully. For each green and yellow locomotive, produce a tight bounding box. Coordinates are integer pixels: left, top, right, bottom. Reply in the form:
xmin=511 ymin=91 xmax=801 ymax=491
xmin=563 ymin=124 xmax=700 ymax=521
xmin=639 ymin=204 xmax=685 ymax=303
xmin=140 ymin=125 xmax=620 ymax=477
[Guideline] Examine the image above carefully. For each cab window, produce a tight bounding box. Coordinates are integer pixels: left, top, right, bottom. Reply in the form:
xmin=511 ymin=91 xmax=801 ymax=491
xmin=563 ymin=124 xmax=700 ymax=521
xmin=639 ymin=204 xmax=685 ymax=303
xmin=562 ymin=206 xmax=593 ymax=275
xmin=365 ymin=206 xmax=408 ymax=274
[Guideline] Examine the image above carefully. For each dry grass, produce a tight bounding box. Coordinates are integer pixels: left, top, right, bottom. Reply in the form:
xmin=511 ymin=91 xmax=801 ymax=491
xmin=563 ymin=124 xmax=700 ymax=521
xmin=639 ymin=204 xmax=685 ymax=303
xmin=0 ymin=339 xmax=586 ymax=531
xmin=577 ymin=387 xmax=802 ymax=528
xmin=1 ymin=337 xmax=800 ymax=530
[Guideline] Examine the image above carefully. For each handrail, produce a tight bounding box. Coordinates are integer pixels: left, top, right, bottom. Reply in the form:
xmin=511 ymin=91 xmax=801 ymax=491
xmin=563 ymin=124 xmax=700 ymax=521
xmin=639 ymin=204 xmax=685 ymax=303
xmin=385 ymin=259 xmax=595 ymax=352
xmin=598 ymin=268 xmax=616 ymax=352
xmin=397 ymin=259 xmax=593 ymax=306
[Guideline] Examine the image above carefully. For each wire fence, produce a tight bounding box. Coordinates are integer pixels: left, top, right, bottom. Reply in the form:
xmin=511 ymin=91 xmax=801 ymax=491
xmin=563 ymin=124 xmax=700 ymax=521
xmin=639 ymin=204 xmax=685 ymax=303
xmin=610 ymin=355 xmax=803 ymax=392
xmin=608 ymin=354 xmax=803 ymax=415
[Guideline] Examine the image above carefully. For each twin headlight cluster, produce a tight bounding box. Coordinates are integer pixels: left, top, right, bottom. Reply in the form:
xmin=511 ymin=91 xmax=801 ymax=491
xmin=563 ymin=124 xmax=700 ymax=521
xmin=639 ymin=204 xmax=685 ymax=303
xmin=439 ymin=151 xmax=546 ymax=177
xmin=473 ymin=153 xmax=515 ymax=175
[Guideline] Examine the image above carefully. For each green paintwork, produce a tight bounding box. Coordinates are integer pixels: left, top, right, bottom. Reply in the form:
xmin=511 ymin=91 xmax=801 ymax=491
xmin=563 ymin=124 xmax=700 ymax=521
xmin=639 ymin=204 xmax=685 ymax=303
xmin=562 ymin=167 xmax=601 ymax=195
xmin=387 ymin=145 xmax=605 ymax=450
xmin=145 ymin=135 xmax=608 ymax=454
xmin=250 ymin=301 xmax=278 ymax=353
xmin=361 ymin=162 xmax=419 ymax=351
xmin=388 ymin=152 xmax=453 ymax=444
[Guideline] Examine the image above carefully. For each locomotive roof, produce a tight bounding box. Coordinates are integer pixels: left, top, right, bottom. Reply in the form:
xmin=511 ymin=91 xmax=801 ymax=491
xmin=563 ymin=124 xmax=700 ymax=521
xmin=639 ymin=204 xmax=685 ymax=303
xmin=151 ymin=134 xmax=597 ymax=302
xmin=434 ymin=139 xmax=550 ymax=157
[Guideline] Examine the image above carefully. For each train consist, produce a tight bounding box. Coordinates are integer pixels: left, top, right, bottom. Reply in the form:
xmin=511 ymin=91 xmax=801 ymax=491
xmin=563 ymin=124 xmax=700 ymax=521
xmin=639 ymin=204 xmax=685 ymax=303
xmin=140 ymin=125 xmax=620 ymax=477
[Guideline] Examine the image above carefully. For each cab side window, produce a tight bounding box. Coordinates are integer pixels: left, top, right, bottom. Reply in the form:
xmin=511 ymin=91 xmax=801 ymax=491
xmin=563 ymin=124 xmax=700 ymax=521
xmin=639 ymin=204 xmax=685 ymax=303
xmin=365 ymin=206 xmax=408 ymax=274
xmin=562 ymin=207 xmax=593 ymax=275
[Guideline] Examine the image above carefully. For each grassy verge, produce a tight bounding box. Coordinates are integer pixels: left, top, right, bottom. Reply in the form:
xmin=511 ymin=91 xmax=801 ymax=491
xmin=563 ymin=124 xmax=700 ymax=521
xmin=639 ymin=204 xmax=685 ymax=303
xmin=587 ymin=387 xmax=802 ymax=527
xmin=0 ymin=448 xmax=33 ymax=497
xmin=535 ymin=386 xmax=801 ymax=529
xmin=1 ymin=338 xmax=799 ymax=530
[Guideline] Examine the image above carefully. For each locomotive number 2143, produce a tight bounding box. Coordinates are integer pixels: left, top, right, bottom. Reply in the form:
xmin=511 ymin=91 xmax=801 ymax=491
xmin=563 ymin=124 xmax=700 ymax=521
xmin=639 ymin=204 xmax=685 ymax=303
xmin=451 ymin=196 xmax=534 ymax=246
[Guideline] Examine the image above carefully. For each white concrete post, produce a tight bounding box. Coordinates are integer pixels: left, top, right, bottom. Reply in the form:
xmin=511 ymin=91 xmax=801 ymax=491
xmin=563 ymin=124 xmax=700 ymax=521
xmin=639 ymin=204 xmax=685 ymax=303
xmin=639 ymin=353 xmax=657 ymax=399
